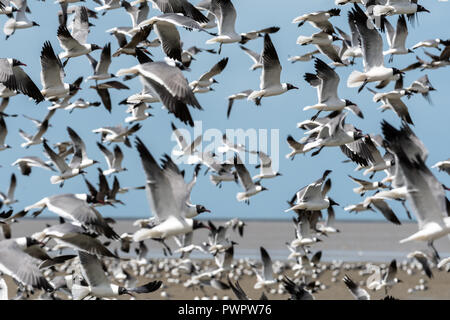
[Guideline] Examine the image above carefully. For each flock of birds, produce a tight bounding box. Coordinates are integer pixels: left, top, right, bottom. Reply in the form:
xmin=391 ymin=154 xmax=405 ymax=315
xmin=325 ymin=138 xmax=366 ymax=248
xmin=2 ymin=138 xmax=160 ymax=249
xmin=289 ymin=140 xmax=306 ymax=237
xmin=0 ymin=0 xmax=448 ymax=300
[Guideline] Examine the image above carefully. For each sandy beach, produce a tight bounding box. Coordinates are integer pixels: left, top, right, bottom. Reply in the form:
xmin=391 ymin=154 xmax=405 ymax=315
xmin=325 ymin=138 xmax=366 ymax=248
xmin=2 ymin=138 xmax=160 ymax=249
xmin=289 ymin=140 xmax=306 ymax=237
xmin=2 ymin=219 xmax=450 ymax=300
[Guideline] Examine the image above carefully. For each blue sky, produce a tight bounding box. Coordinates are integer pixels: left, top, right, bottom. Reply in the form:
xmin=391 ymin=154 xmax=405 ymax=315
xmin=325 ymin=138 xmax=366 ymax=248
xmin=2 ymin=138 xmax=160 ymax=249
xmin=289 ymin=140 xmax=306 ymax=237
xmin=0 ymin=0 xmax=449 ymax=222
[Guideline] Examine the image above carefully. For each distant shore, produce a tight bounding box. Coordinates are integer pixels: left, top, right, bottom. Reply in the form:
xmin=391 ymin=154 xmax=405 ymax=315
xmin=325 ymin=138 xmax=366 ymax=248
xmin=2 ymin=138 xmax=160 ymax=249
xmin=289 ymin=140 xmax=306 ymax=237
xmin=7 ymin=218 xmax=450 ymax=262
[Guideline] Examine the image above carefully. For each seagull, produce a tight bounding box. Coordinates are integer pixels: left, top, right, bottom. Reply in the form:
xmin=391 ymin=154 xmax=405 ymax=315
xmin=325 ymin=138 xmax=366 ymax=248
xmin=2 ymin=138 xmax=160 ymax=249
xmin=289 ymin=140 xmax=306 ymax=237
xmin=251 ymin=151 xmax=281 ymax=180
xmin=106 ymin=0 xmax=149 ymax=37
xmin=0 ymin=237 xmax=53 ymax=292
xmin=110 ymin=25 xmax=153 ymax=57
xmin=411 ymin=38 xmax=445 ymax=51
xmin=22 ymin=109 xmax=56 ymax=129
xmin=89 ymin=80 xmax=130 ymax=113
xmin=190 ymin=57 xmax=228 ymax=90
xmin=171 ymin=122 xmax=202 ymax=163
xmin=64 ymin=99 xmax=102 ymax=113
xmin=382 ymin=120 xmax=450 ymax=255
xmin=57 ymin=6 xmax=102 ymax=63
xmin=362 ymin=196 xmax=402 ymax=225
xmin=285 ymin=135 xmax=306 ymax=160
xmin=32 ymin=222 xmax=117 ymax=258
xmin=366 ymin=260 xmax=402 ymax=294
xmin=303 ymin=58 xmax=363 ymax=119
xmin=19 ymin=119 xmax=49 ymax=148
xmin=407 ymin=251 xmax=433 ymax=279
xmin=348 ymin=175 xmax=388 ymax=195
xmin=40 ymin=41 xmax=80 ymax=101
xmin=116 ymin=61 xmax=202 ymax=127
xmin=335 ymin=13 xmax=362 ymax=61
xmin=237 ymin=26 xmax=280 ymax=44
xmin=372 ymin=0 xmax=430 ymax=21
xmin=67 ymin=127 xmax=98 ymax=169
xmin=42 ymin=140 xmax=85 ymax=185
xmin=383 ymin=15 xmax=412 ymax=61
xmin=296 ymin=30 xmax=340 ymax=47
xmin=402 ymin=50 xmax=450 ymax=72
xmin=290 ymin=218 xmax=321 ymax=253
xmin=25 ymin=193 xmax=119 ymax=239
xmin=253 ymin=247 xmax=276 ymax=289
xmin=432 ymin=159 xmax=450 ymax=175
xmin=0 ymin=83 xmax=18 ymax=115
xmin=316 ymin=206 xmax=340 ymax=234
xmin=92 ymin=124 xmax=142 ymax=147
xmin=226 ymin=89 xmax=252 ymax=118
xmin=11 ymin=156 xmax=55 ymax=176
xmin=217 ymin=133 xmax=248 ymax=154
xmin=282 ymin=276 xmax=315 ymax=300
xmin=0 ymin=173 xmax=17 ymax=207
xmin=248 ymin=34 xmax=298 ymax=105
xmin=209 ymin=162 xmax=238 ymax=188
xmin=135 ymin=13 xmax=210 ymax=62
xmin=179 ymin=45 xmax=217 ymax=68
xmin=3 ymin=0 xmax=39 ymax=40
xmin=0 ymin=58 xmax=44 ymax=103
xmin=131 ymin=137 xmax=210 ymax=241
xmin=47 ymin=76 xmax=83 ymax=110
xmin=86 ymin=43 xmax=114 ymax=81
xmin=0 ymin=115 xmax=10 ymax=151
xmin=239 ymin=45 xmax=262 ymax=71
xmin=347 ymin=5 xmax=404 ymax=92
xmin=406 ymin=74 xmax=436 ymax=104
xmin=234 ymin=154 xmax=268 ymax=204
xmin=288 ymin=49 xmax=320 ymax=63
xmin=58 ymin=3 xmax=98 ymax=27
xmin=0 ymin=0 xmax=17 ymax=16
xmin=292 ymin=8 xmax=341 ymax=33
xmin=94 ymin=0 xmax=121 ymax=13
xmin=71 ymin=251 xmax=162 ymax=300
xmin=302 ymin=112 xmax=366 ymax=156
xmin=204 ymin=0 xmax=247 ymax=52
xmin=285 ymin=170 xmax=336 ymax=212
xmin=343 ymin=274 xmax=370 ymax=300
xmin=96 ymin=142 xmax=126 ymax=176
xmin=142 ymin=0 xmax=209 ymax=24
xmin=344 ymin=202 xmax=376 ymax=214
xmin=124 ymin=102 xmax=152 ymax=123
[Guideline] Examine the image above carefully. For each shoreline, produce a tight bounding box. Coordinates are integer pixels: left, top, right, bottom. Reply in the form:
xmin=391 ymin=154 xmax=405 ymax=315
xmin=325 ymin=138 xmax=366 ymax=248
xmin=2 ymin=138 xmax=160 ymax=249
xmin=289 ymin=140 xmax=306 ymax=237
xmin=7 ymin=219 xmax=450 ymax=262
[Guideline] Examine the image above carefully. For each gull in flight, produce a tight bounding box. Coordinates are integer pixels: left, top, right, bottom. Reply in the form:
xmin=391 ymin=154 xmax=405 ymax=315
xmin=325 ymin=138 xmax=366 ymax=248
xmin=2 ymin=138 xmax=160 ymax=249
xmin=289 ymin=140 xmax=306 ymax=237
xmin=248 ymin=34 xmax=298 ymax=105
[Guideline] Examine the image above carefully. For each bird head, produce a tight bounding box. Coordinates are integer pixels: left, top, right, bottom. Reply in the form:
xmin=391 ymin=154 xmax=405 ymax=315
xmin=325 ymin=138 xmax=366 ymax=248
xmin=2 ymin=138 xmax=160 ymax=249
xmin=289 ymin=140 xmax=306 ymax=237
xmin=118 ymin=286 xmax=135 ymax=297
xmin=12 ymin=59 xmax=26 ymax=67
xmin=69 ymin=84 xmax=81 ymax=93
xmin=417 ymin=5 xmax=430 ymax=13
xmin=352 ymin=129 xmax=365 ymax=140
xmin=328 ymin=197 xmax=340 ymax=207
xmin=286 ymin=83 xmax=299 ymax=91
xmin=91 ymin=44 xmax=102 ymax=52
xmin=392 ymin=68 xmax=405 ymax=76
xmin=32 ymin=22 xmax=40 ymax=27
xmin=345 ymin=99 xmax=357 ymax=107
xmin=196 ymin=205 xmax=211 ymax=214
xmin=193 ymin=220 xmax=211 ymax=230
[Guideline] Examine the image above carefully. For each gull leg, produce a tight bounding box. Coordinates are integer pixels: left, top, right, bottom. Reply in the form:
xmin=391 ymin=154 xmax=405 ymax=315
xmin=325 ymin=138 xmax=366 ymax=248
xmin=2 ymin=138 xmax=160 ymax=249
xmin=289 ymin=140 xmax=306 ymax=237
xmin=400 ymin=199 xmax=412 ymax=220
xmin=358 ymin=80 xmax=368 ymax=93
xmin=310 ymin=110 xmax=322 ymax=121
xmin=428 ymin=241 xmax=440 ymax=261
xmin=311 ymin=146 xmax=324 ymax=157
